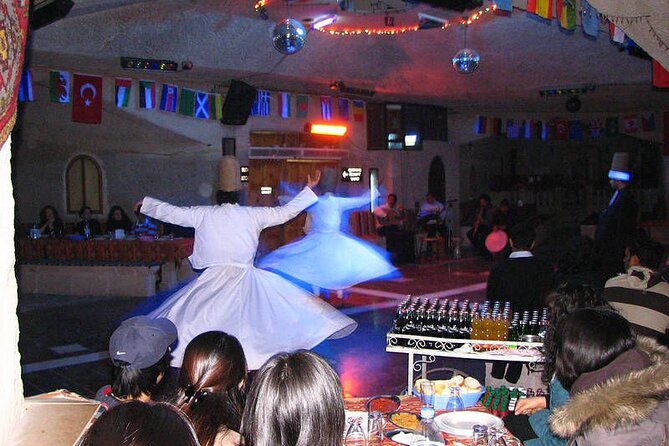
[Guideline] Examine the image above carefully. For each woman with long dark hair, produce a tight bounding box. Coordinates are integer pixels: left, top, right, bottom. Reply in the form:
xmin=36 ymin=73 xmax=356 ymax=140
xmin=172 ymin=331 xmax=247 ymax=446
xmin=38 ymin=205 xmax=64 ymax=237
xmin=549 ymin=308 xmax=669 ymax=445
xmin=106 ymin=205 xmax=134 ymax=233
xmin=241 ymin=350 xmax=345 ymax=446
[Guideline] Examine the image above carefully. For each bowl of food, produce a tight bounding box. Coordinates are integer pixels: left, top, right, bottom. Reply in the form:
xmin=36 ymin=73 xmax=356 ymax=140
xmin=365 ymin=395 xmax=401 ymax=414
xmin=414 ymin=375 xmax=484 ymax=409
xmin=389 ymin=411 xmax=421 ymax=431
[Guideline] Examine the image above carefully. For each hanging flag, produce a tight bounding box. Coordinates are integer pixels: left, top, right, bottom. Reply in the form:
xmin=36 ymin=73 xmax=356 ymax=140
xmin=49 ymin=70 xmax=70 ymax=103
xmin=568 ymin=121 xmax=583 ymax=140
xmin=296 ymin=94 xmax=309 ymax=118
xmin=278 ymin=92 xmax=291 ymax=118
xmin=641 ymin=113 xmax=656 ymax=132
xmin=488 ymin=117 xmax=502 ymax=135
xmin=652 ymin=60 xmax=669 ymax=88
xmin=72 ymin=73 xmax=102 ymax=124
xmin=179 ymin=88 xmax=196 ymax=116
xmin=194 ymin=91 xmax=209 ymax=119
xmin=251 ymin=90 xmax=270 ymax=116
xmin=622 ymin=115 xmax=639 ymax=133
xmin=475 ymin=115 xmax=487 ymax=134
xmin=138 ymin=80 xmax=156 ymax=109
xmin=605 ymin=117 xmax=618 ymax=136
xmin=556 ymin=0 xmax=576 ymax=31
xmin=159 ymin=83 xmax=178 ymax=112
xmin=209 ymin=94 xmax=223 ymax=120
xmin=506 ymin=119 xmax=520 ymax=139
xmin=321 ymin=96 xmax=333 ymax=120
xmin=337 ymin=98 xmax=350 ymax=121
xmin=581 ymin=0 xmax=599 ymax=39
xmin=555 ymin=120 xmax=569 ymax=140
xmin=352 ymin=100 xmax=365 ymax=122
xmin=609 ymin=23 xmax=625 ymax=43
xmin=18 ymin=69 xmax=34 ymax=102
xmin=523 ymin=120 xmax=536 ymax=139
xmin=526 ymin=0 xmax=553 ymax=19
xmin=589 ymin=119 xmax=602 ymax=138
xmin=495 ymin=0 xmax=513 ymax=12
xmin=115 ymin=78 xmax=132 ymax=108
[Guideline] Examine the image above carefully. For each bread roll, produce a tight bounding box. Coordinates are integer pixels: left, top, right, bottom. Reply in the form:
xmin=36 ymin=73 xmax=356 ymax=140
xmin=464 ymin=376 xmax=481 ymax=390
xmin=451 ymin=375 xmax=465 ymax=387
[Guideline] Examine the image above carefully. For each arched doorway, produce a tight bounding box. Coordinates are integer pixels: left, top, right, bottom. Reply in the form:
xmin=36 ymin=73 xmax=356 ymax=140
xmin=428 ymin=156 xmax=446 ymax=204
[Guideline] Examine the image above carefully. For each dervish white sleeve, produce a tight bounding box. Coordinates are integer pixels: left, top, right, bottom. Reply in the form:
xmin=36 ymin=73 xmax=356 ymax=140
xmin=253 ymin=186 xmax=318 ymax=229
xmin=140 ymin=196 xmax=200 ymax=228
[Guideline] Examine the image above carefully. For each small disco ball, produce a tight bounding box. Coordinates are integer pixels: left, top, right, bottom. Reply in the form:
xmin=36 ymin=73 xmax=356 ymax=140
xmin=452 ymin=48 xmax=480 ymax=74
xmin=272 ymin=18 xmax=307 ymax=55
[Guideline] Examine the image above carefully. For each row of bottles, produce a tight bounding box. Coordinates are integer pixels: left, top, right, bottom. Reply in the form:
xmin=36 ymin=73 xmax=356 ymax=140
xmin=390 ymin=296 xmax=548 ymax=341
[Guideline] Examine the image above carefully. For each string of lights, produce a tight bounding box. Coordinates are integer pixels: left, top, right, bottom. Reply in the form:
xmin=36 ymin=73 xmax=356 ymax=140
xmin=253 ymin=1 xmax=497 ymax=36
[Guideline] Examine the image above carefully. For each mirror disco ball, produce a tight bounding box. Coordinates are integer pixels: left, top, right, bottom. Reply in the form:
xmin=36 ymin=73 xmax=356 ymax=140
xmin=452 ymin=48 xmax=480 ymax=74
xmin=272 ymin=19 xmax=307 ymax=55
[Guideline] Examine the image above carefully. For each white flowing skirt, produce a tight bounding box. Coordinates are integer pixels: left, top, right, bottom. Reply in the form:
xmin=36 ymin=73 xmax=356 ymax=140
xmin=258 ymin=231 xmax=399 ymax=290
xmin=148 ymin=264 xmax=357 ymax=370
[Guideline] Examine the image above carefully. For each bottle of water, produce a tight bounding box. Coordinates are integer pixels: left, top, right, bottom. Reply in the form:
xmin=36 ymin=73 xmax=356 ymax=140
xmin=445 ymin=386 xmax=465 ymax=412
xmin=84 ymin=222 xmax=91 ymax=239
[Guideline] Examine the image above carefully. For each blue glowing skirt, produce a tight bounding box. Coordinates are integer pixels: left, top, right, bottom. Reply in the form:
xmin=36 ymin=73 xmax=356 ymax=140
xmin=148 ymin=264 xmax=357 ymax=370
xmin=258 ymin=231 xmax=399 ymax=290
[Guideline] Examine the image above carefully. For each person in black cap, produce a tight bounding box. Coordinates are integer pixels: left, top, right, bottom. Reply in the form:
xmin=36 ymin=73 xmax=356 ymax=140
xmin=95 ymin=316 xmax=177 ymax=409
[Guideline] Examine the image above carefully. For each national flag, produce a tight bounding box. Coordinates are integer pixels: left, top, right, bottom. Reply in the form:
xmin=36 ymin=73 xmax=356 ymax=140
xmin=622 ymin=114 xmax=639 ymax=133
xmin=589 ymin=119 xmax=602 ymax=138
xmin=115 ymin=78 xmax=132 ymax=108
xmin=251 ymin=90 xmax=271 ymax=116
xmin=506 ymin=119 xmax=520 ymax=139
xmin=72 ymin=73 xmax=102 ymax=124
xmin=139 ymin=80 xmax=156 ymax=109
xmin=541 ymin=120 xmax=554 ymax=140
xmin=194 ymin=91 xmax=209 ymax=119
xmin=556 ymin=0 xmax=576 ymax=31
xmin=609 ymin=23 xmax=625 ymax=43
xmin=475 ymin=115 xmax=487 ymax=134
xmin=494 ymin=0 xmax=513 ymax=12
xmin=179 ymin=88 xmax=196 ymax=116
xmin=652 ymin=60 xmax=669 ymax=88
xmin=352 ymin=100 xmax=365 ymax=122
xmin=321 ymin=96 xmax=333 ymax=120
xmin=568 ymin=121 xmax=583 ymax=140
xmin=641 ymin=112 xmax=656 ymax=132
xmin=278 ymin=92 xmax=291 ymax=118
xmin=523 ymin=120 xmax=536 ymax=139
xmin=337 ymin=98 xmax=350 ymax=121
xmin=18 ymin=69 xmax=34 ymax=102
xmin=159 ymin=83 xmax=178 ymax=112
xmin=526 ymin=0 xmax=552 ymax=19
xmin=49 ymin=70 xmax=70 ymax=103
xmin=581 ymin=0 xmax=599 ymax=39
xmin=488 ymin=117 xmax=501 ymax=135
xmin=555 ymin=120 xmax=569 ymax=140
xmin=209 ymin=94 xmax=223 ymax=120
xmin=296 ymin=94 xmax=309 ymax=118
xmin=605 ymin=117 xmax=619 ymax=136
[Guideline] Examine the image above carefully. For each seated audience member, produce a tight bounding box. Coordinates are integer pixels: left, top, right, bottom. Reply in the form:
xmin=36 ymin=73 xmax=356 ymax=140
xmin=492 ymin=198 xmax=517 ymax=232
xmin=172 ymin=331 xmax=247 ymax=446
xmin=603 ymin=235 xmax=669 ymax=343
xmin=80 ymin=401 xmax=200 ymax=446
xmin=75 ymin=205 xmax=102 ymax=237
xmin=553 ymin=236 xmax=608 ymax=290
xmin=241 ymin=350 xmax=345 ymax=446
xmin=38 ymin=205 xmax=64 ymax=238
xmin=504 ymin=283 xmax=609 ymax=445
xmin=133 ymin=202 xmax=160 ymax=237
xmin=549 ymin=308 xmax=669 ymax=445
xmin=106 ymin=205 xmax=134 ymax=233
xmin=373 ymin=193 xmax=405 ymax=236
xmin=466 ymin=193 xmax=495 ymax=256
xmin=417 ymin=192 xmax=447 ymax=238
xmin=96 ymin=316 xmax=177 ymax=409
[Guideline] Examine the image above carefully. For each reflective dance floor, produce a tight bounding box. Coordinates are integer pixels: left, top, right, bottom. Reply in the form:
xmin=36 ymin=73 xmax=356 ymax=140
xmin=19 ymin=255 xmax=491 ymax=398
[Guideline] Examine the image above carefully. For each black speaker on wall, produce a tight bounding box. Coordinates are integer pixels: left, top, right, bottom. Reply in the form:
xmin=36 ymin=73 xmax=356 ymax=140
xmin=221 ymin=80 xmax=257 ymax=126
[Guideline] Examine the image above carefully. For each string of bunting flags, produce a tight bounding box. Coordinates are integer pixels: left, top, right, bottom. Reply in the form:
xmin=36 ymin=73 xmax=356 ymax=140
xmin=16 ymin=69 xmax=367 ymax=125
xmin=475 ymin=113 xmax=659 ymax=140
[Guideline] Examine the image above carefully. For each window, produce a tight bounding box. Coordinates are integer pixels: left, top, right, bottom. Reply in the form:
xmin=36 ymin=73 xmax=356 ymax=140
xmin=66 ymin=155 xmax=102 ymax=214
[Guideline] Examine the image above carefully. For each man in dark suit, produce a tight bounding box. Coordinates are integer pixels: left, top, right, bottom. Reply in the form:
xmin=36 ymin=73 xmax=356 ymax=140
xmin=595 ymin=152 xmax=638 ymax=277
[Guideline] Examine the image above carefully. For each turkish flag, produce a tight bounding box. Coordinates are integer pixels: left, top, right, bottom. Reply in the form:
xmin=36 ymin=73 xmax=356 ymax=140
xmin=72 ymin=74 xmax=102 ymax=124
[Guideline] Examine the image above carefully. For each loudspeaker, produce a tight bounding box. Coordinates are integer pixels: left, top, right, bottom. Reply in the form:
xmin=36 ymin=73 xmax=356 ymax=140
xmin=221 ymin=80 xmax=257 ymax=126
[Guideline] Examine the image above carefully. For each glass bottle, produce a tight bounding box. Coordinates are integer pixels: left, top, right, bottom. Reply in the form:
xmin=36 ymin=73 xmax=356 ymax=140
xmin=84 ymin=221 xmax=91 ymax=239
xmin=444 ymin=386 xmax=465 ymax=412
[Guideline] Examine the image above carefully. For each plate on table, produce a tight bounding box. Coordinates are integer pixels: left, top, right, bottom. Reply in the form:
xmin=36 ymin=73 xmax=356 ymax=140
xmin=385 ymin=428 xmax=418 ymax=445
xmin=365 ymin=395 xmax=401 ymax=414
xmin=434 ymin=411 xmax=503 ymax=437
xmin=389 ymin=411 xmax=421 ymax=431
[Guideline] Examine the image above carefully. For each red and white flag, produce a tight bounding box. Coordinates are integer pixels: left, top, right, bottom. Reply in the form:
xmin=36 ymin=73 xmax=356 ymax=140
xmin=72 ymin=74 xmax=102 ymax=124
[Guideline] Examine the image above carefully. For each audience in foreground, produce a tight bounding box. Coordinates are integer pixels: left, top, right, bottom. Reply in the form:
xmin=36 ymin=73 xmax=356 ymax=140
xmin=550 ymin=307 xmax=669 ymax=445
xmin=95 ymin=316 xmax=176 ymax=409
xmin=241 ymin=350 xmax=345 ymax=446
xmin=80 ymin=401 xmax=200 ymax=446
xmin=172 ymin=331 xmax=247 ymax=446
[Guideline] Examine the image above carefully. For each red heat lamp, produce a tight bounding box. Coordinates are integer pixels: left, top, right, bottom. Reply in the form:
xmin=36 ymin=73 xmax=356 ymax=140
xmin=305 ymin=123 xmax=348 ymax=136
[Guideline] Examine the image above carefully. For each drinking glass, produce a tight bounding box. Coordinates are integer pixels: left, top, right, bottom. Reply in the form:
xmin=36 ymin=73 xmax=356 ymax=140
xmin=367 ymin=410 xmax=385 ymax=444
xmin=344 ymin=416 xmax=367 ymax=445
xmin=419 ymin=380 xmax=435 ymax=410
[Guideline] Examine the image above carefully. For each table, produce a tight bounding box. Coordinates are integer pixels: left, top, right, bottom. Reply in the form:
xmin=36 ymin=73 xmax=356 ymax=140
xmin=17 ymin=237 xmax=194 ymax=266
xmin=386 ymin=333 xmax=544 ymax=395
xmin=345 ymin=395 xmax=521 ymax=445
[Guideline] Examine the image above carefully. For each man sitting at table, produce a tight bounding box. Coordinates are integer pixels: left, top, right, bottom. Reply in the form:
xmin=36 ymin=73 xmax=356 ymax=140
xmin=75 ymin=205 xmax=102 ymax=237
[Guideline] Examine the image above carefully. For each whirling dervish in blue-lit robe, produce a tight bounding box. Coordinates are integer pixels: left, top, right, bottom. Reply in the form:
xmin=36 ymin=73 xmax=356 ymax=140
xmin=258 ymin=168 xmax=400 ymax=292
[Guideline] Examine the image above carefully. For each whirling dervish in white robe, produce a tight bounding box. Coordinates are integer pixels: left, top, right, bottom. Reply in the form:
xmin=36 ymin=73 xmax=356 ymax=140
xmin=141 ymin=172 xmax=357 ymax=370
